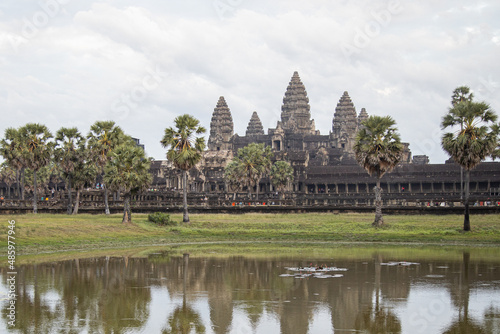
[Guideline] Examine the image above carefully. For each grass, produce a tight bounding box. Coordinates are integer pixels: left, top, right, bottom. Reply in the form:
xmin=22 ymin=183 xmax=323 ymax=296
xmin=0 ymin=212 xmax=499 ymax=257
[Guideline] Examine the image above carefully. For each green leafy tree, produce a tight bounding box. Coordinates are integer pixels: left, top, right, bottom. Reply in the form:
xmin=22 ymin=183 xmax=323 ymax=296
xmin=161 ymin=114 xmax=206 ymax=223
xmin=270 ymin=160 xmax=294 ymax=199
xmin=232 ymin=143 xmax=273 ymax=201
xmin=104 ymin=142 xmax=152 ymax=223
xmin=55 ymin=127 xmax=85 ymax=214
xmin=441 ymin=98 xmax=498 ymax=231
xmin=224 ymin=160 xmax=244 ymax=201
xmin=0 ymin=162 xmax=17 ymax=199
xmin=354 ymin=116 xmax=403 ymax=227
xmin=87 ymin=121 xmax=125 ymax=215
xmin=0 ymin=127 xmax=25 ymax=199
xmin=18 ymin=123 xmax=53 ymax=213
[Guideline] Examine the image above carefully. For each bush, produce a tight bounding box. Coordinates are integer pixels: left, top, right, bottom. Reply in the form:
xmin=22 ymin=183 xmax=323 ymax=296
xmin=148 ymin=212 xmax=176 ymax=226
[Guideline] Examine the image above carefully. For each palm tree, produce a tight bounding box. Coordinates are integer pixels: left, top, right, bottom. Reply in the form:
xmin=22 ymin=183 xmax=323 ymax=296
xmin=72 ymin=144 xmax=97 ymax=215
xmin=451 ymin=86 xmax=474 ymax=106
xmin=233 ymin=143 xmax=273 ymax=201
xmin=354 ymin=116 xmax=403 ymax=227
xmin=441 ymin=100 xmax=498 ymax=231
xmin=104 ymin=141 xmax=152 ymax=223
xmin=270 ymin=160 xmax=294 ymax=200
xmin=224 ymin=159 xmax=243 ymax=201
xmin=18 ymin=123 xmax=53 ymax=214
xmin=0 ymin=127 xmax=25 ymax=199
xmin=0 ymin=162 xmax=17 ymax=199
xmin=55 ymin=127 xmax=85 ymax=214
xmin=87 ymin=121 xmax=125 ymax=215
xmin=449 ymin=86 xmax=474 ymax=200
xmin=161 ymin=114 xmax=206 ymax=223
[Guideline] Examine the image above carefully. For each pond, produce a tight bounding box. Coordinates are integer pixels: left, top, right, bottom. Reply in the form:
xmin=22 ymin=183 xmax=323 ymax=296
xmin=1 ymin=245 xmax=500 ymax=333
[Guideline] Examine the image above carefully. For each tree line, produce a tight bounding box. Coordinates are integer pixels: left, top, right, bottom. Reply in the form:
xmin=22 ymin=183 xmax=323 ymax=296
xmin=1 ymin=86 xmax=499 ymax=230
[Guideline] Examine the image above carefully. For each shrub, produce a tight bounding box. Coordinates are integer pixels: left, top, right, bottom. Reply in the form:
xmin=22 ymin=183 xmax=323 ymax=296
xmin=148 ymin=212 xmax=176 ymax=226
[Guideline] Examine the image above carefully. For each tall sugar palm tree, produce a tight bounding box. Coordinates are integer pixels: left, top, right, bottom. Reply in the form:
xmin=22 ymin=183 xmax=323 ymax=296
xmin=224 ymin=159 xmax=243 ymax=201
xmin=270 ymin=160 xmax=294 ymax=200
xmin=104 ymin=142 xmax=152 ymax=223
xmin=55 ymin=127 xmax=85 ymax=214
xmin=0 ymin=127 xmax=25 ymax=199
xmin=161 ymin=114 xmax=206 ymax=223
xmin=87 ymin=121 xmax=125 ymax=215
xmin=354 ymin=116 xmax=403 ymax=227
xmin=18 ymin=123 xmax=53 ymax=213
xmin=449 ymin=86 xmax=474 ymax=200
xmin=441 ymin=100 xmax=498 ymax=231
xmin=0 ymin=162 xmax=17 ymax=199
xmin=72 ymin=156 xmax=97 ymax=215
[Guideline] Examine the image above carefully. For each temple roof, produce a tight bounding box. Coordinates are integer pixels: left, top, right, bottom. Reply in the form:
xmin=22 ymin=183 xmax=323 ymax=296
xmin=246 ymin=111 xmax=265 ymax=136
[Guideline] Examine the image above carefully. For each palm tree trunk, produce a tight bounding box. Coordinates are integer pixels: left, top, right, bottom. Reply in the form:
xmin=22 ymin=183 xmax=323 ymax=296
xmin=33 ymin=170 xmax=38 ymax=214
xmin=256 ymin=179 xmax=260 ymax=201
xmin=15 ymin=169 xmax=20 ymax=199
xmin=463 ymin=170 xmax=471 ymax=231
xmin=373 ymin=178 xmax=384 ymax=227
xmin=104 ymin=186 xmax=110 ymax=215
xmin=122 ymin=192 xmax=131 ymax=224
xmin=21 ymin=168 xmax=25 ymax=200
xmin=67 ymin=175 xmax=73 ymax=215
xmin=73 ymin=188 xmax=81 ymax=215
xmin=182 ymin=170 xmax=189 ymax=223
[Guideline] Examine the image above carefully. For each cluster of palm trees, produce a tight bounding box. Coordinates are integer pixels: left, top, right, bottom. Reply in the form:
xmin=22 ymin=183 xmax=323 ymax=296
xmin=354 ymin=86 xmax=499 ymax=230
xmin=0 ymin=121 xmax=151 ymax=223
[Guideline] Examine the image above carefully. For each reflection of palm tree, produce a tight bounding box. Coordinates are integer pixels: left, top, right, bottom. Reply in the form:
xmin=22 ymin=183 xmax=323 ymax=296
xmin=443 ymin=252 xmax=487 ymax=333
xmin=163 ymin=303 xmax=206 ymax=334
xmin=355 ymin=254 xmax=402 ymax=333
xmin=163 ymin=254 xmax=206 ymax=334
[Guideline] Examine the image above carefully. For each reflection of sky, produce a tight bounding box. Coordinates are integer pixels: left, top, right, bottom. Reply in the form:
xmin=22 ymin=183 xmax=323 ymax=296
xmin=393 ymin=286 xmax=454 ymax=334
xmin=392 ymin=286 xmax=500 ymax=334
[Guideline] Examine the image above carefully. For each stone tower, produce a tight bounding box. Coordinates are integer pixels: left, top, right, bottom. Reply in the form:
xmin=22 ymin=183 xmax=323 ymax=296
xmin=208 ymin=96 xmax=234 ymax=151
xmin=358 ymin=107 xmax=369 ymax=127
xmin=278 ymin=71 xmax=317 ymax=135
xmin=331 ymin=91 xmax=359 ymax=153
xmin=246 ymin=111 xmax=265 ymax=136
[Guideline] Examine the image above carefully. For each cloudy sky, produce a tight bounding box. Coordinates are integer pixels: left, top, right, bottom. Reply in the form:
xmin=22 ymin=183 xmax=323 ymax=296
xmin=0 ymin=0 xmax=498 ymax=163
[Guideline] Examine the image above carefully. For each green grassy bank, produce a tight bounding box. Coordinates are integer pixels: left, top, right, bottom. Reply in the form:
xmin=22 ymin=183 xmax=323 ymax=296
xmin=1 ymin=213 xmax=499 ymax=257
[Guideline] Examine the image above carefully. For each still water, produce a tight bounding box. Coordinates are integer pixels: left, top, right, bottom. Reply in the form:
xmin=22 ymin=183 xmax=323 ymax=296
xmin=1 ymin=245 xmax=500 ymax=333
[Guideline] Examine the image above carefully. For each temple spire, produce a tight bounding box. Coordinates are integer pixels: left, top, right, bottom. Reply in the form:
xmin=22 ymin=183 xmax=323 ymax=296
xmin=246 ymin=111 xmax=265 ymax=136
xmin=331 ymin=91 xmax=358 ymax=153
xmin=208 ymin=96 xmax=234 ymax=151
xmin=279 ymin=71 xmax=316 ymax=135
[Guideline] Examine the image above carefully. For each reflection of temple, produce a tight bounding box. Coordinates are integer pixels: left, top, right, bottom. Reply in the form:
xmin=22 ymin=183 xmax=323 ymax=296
xmin=4 ymin=252 xmax=500 ymax=333
xmin=150 ymin=71 xmax=500 ymax=201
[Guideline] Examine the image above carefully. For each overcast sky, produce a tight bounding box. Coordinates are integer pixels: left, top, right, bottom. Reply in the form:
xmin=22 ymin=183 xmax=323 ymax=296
xmin=1 ymin=0 xmax=498 ymax=163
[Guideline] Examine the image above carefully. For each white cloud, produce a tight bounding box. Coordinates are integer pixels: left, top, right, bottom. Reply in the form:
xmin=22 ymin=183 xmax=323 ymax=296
xmin=0 ymin=0 xmax=499 ymax=163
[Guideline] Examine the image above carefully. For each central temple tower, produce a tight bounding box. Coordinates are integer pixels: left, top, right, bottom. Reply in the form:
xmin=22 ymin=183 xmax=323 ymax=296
xmin=277 ymin=71 xmax=317 ymax=135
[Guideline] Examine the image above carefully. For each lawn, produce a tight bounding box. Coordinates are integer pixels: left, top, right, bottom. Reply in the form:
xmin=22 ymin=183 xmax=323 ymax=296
xmin=1 ymin=212 xmax=499 ymax=256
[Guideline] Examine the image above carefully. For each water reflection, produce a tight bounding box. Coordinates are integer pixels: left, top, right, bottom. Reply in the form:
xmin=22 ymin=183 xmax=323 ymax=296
xmin=1 ymin=249 xmax=500 ymax=333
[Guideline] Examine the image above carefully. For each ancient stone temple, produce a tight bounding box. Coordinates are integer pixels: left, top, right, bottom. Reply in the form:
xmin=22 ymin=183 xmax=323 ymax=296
xmin=145 ymin=71 xmax=499 ymax=202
